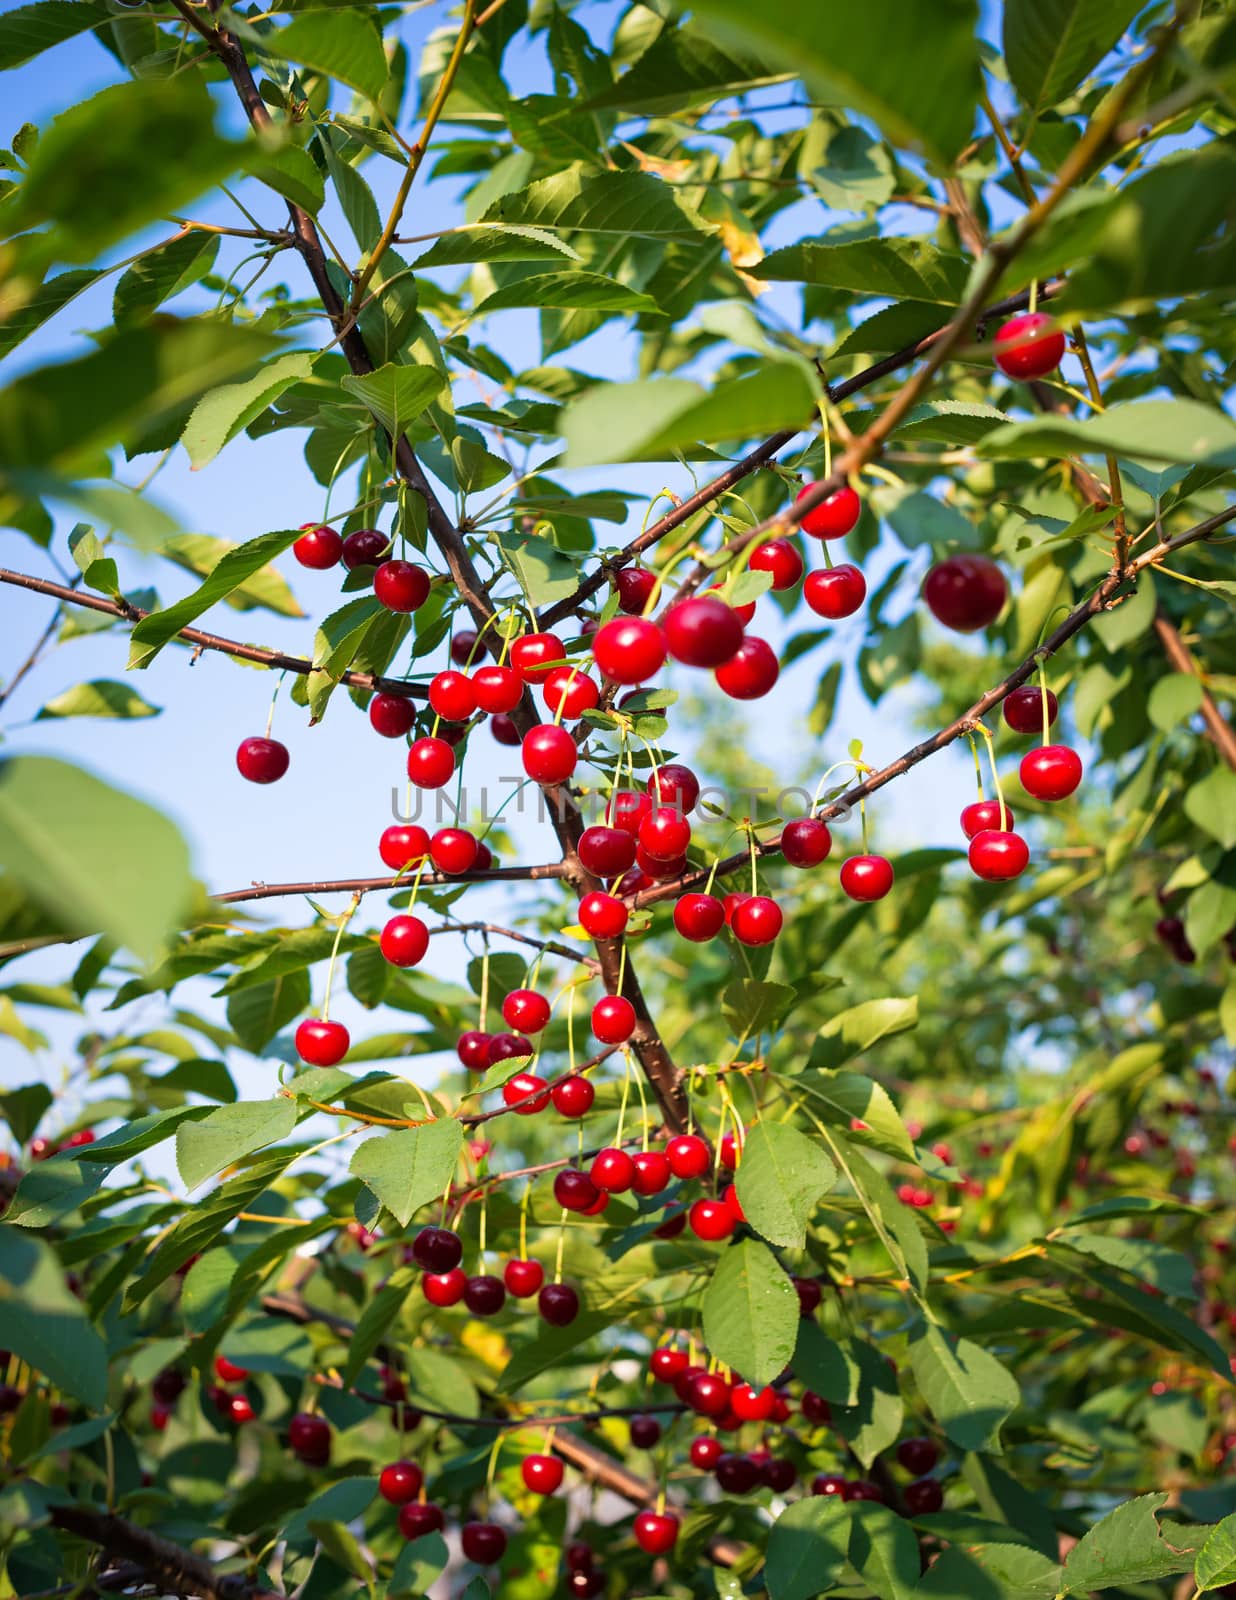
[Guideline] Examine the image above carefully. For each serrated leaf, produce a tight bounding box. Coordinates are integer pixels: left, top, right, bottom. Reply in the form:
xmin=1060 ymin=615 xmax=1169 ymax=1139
xmin=183 ymin=352 xmax=314 ymax=469
xmin=1063 ymin=1495 xmax=1194 ymax=1593
xmin=1196 ymin=1514 xmax=1236 ymax=1592
xmin=264 ymin=10 xmax=388 ymax=100
xmin=735 ymin=1121 xmax=836 ymax=1249
xmin=756 ymin=236 xmax=969 ymax=303
xmin=1004 ymin=0 xmax=1144 ymax=115
xmin=113 ymin=230 xmax=218 ymax=324
xmin=160 ymin=532 xmax=302 ymax=618
xmin=349 ymin=1120 xmax=463 ymax=1227
xmin=908 ymin=1323 xmax=1020 ymax=1454
xmin=175 ymin=1097 xmax=299 ymax=1191
xmin=701 ymin=1236 xmax=798 ymax=1388
xmin=475 ymin=270 xmax=661 ymax=315
xmin=849 ymin=1503 xmax=920 ymax=1600
xmin=340 ymin=363 xmax=447 ymax=437
xmin=977 ymin=399 xmax=1236 ymax=468
xmin=0 ymin=0 xmax=111 ymax=71
xmin=765 ymin=1495 xmax=850 ymax=1600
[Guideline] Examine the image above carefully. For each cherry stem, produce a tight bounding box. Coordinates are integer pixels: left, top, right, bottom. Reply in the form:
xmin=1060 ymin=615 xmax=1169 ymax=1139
xmin=967 ymin=732 xmax=985 ymax=800
xmin=264 ymin=671 xmax=286 ymax=740
xmin=860 ymin=795 xmax=869 ymax=856
xmin=1029 ymin=277 xmax=1039 ymax=314
xmin=748 ymin=826 xmax=758 ymax=897
xmin=320 ymin=892 xmax=362 ymax=1023
xmin=616 ymin=1053 xmax=632 ymax=1146
xmin=974 ymin=722 xmax=1008 ymax=830
xmin=632 ymin=1058 xmax=650 ymax=1151
xmin=1037 ymin=659 xmax=1052 ymax=746
xmin=478 ymin=943 xmax=490 ymax=1033
xmin=518 ymin=1182 xmax=529 ymax=1259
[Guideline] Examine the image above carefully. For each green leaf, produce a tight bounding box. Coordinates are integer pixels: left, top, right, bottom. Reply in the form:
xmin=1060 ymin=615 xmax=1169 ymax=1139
xmin=908 ymin=1323 xmax=1020 ymax=1454
xmin=183 ymin=353 xmax=315 ymax=470
xmin=0 ymin=268 xmax=101 ymax=360
xmin=34 ymin=681 xmax=160 ymax=721
xmin=0 ymin=1227 xmax=108 ymax=1409
xmin=160 ymin=532 xmax=302 ymax=618
xmin=1063 ymin=1495 xmax=1194 ymax=1593
xmin=755 ymin=236 xmax=969 ymax=303
xmin=1184 ymin=768 xmax=1236 ymax=851
xmin=264 ymin=11 xmax=388 ymax=101
xmin=389 ymin=1533 xmax=450 ymax=1598
xmin=1148 ymin=672 xmax=1205 ymax=731
xmin=251 ymin=143 xmax=326 ymax=215
xmin=588 ymin=23 xmax=786 ymax=113
xmin=474 ymin=271 xmax=661 ymax=315
xmin=283 ymin=1478 xmax=377 ymax=1548
xmin=765 ymin=1495 xmax=851 ymax=1600
xmin=849 ymin=1503 xmax=920 ymax=1600
xmin=339 ymin=1268 xmax=417 ymax=1389
xmin=832 ymin=1336 xmax=904 ymax=1468
xmin=412 ymin=223 xmax=585 ymax=268
xmin=885 ymin=491 xmax=981 ymax=551
xmin=350 ymin=1120 xmax=464 ymax=1227
xmin=499 ymin=531 xmax=582 ymax=608
xmin=701 ymin=1236 xmax=799 ymax=1388
xmin=113 ymin=231 xmax=219 ymax=324
xmin=0 ymin=1082 xmax=52 ymax=1144
xmin=735 ymin=1121 xmax=836 ymax=1249
xmin=175 ymin=1098 xmax=300 ymax=1191
xmin=227 ymin=970 xmax=311 ymax=1054
xmin=803 ymin=1071 xmax=915 ymax=1160
xmin=0 ymin=757 xmax=192 ymax=967
xmin=722 ymin=979 xmax=798 ymax=1037
xmin=978 ymin=400 xmax=1236 ymax=468
xmin=0 ymin=0 xmax=112 ymax=70
xmin=1196 ymin=1514 xmax=1236 ymax=1592
xmin=1004 ymin=0 xmax=1147 ymax=115
xmin=340 ymin=363 xmax=447 ymax=437
xmin=485 ymin=164 xmax=712 ymax=240
xmin=808 ymin=996 xmax=920 ymax=1071
xmin=1058 ymin=1231 xmax=1197 ymax=1299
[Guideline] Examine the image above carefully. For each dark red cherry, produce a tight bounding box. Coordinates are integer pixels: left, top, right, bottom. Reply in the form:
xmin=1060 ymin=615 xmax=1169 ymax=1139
xmin=578 ymin=825 xmax=638 ymax=878
xmin=994 ymin=312 xmax=1065 ymax=379
xmin=295 ymin=1019 xmax=349 ymax=1066
xmin=715 ymin=1452 xmax=760 ymax=1494
xmin=473 ymin=664 xmax=523 ymax=713
xmin=801 ymin=1390 xmax=831 ymax=1423
xmin=510 ymin=632 xmax=566 ymax=682
xmin=1003 ymin=684 xmax=1058 ymax=733
xmin=631 ymin=1150 xmax=672 ymax=1195
xmin=450 ymin=629 xmax=478 ymax=666
xmin=374 ymin=559 xmax=429 ymax=613
xmin=421 ymin=1267 xmax=467 ymax=1306
xmin=538 ymin=1282 xmax=580 ymax=1326
xmin=750 ymin=536 xmax=803 ymax=591
xmin=794 ymin=1276 xmax=824 ymax=1316
xmin=904 ymin=1477 xmax=944 ymax=1514
xmin=731 ymin=895 xmax=782 ymax=946
xmin=651 ymin=1346 xmax=689 ymax=1383
xmin=839 ymin=855 xmax=894 ymax=902
xmin=490 ymin=712 xmax=520 ymax=746
xmin=615 ymin=566 xmax=658 ymax=613
xmin=896 ymin=1436 xmax=940 ymax=1475
xmin=379 ymin=1460 xmax=424 ymax=1505
xmin=845 ymin=1479 xmax=884 ymax=1503
xmin=592 ymin=617 xmax=666 ymax=685
xmin=782 ymin=817 xmax=832 ymax=867
xmin=805 ymin=564 xmax=866 ymax=619
xmin=502 ymin=989 xmax=551 ymax=1034
xmin=293 ymin=523 xmax=342 ymax=569
xmin=673 ymin=892 xmax=725 ymax=942
xmin=502 ymin=1072 xmax=550 ymax=1115
xmin=236 ymin=737 xmax=289 ymax=784
xmin=664 ymin=594 xmax=745 ymax=668
xmin=591 ymin=1146 xmax=636 ymax=1192
xmin=923 ymin=555 xmax=1007 ymax=632
xmin=959 ymin=799 xmax=1015 ymax=839
xmin=368 ymin=693 xmax=417 ymax=738
xmin=380 ymin=824 xmax=430 ymax=870
xmin=647 ymin=762 xmax=699 ymax=813
xmin=407 ymin=736 xmax=454 ymax=789
xmin=578 ymin=891 xmax=629 ymax=939
xmin=411 ymin=1226 xmax=463 ymax=1273
xmin=813 ymin=1473 xmax=848 ymax=1497
xmin=398 ymin=1501 xmax=445 ymax=1539
xmin=762 ymin=1457 xmax=798 ymax=1492
xmin=714 ymin=636 xmax=779 ymax=700
xmin=566 ymin=1569 xmax=605 ymax=1598
xmin=968 ymin=830 xmax=1030 ymax=881
xmin=504 ymin=1258 xmax=544 ymax=1298
xmin=635 ymin=843 xmax=687 ymax=881
xmin=633 ymin=1510 xmax=679 ymax=1555
xmin=341 ymin=528 xmax=390 ymax=569
xmin=152 ymin=1368 xmax=187 ymax=1405
xmin=798 ymin=483 xmax=861 ymax=539
xmin=551 ymin=1075 xmax=595 ymax=1117
xmin=487 ymin=1032 xmax=533 ymax=1065
xmin=521 ymin=1452 xmax=564 ymax=1493
xmin=555 ymin=1168 xmax=600 ymax=1212
xmin=456 ymin=1030 xmax=491 ymax=1070
xmin=429 ymin=670 xmax=477 ymax=722
xmin=1019 ymin=744 xmax=1083 ymax=801
xmin=685 ymin=1371 xmax=731 ymax=1417
xmin=653 ymin=1205 xmax=687 ymax=1239
xmin=543 ymin=666 xmax=599 ymax=720
xmin=629 ymin=1414 xmax=662 ymax=1448
xmin=288 ymin=1412 xmax=331 ymax=1463
xmin=666 ymin=1133 xmax=709 ymax=1180
xmin=522 ymin=725 xmax=578 ymax=784
xmin=463 ymin=1274 xmax=506 ymax=1316
xmin=380 ymin=914 xmax=429 ymax=968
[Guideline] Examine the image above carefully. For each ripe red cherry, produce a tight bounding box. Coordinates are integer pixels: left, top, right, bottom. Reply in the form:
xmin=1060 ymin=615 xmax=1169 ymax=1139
xmin=969 ymin=830 xmax=1030 ymax=881
xmin=226 ymin=1393 xmax=256 ymax=1424
xmin=750 ymin=536 xmax=803 ymax=590
xmin=798 ymin=482 xmax=861 ymax=539
xmin=719 ymin=1130 xmax=742 ymax=1170
xmin=714 ymin=636 xmax=779 ymax=700
xmin=551 ymin=1075 xmax=595 ymax=1117
xmin=664 ymin=594 xmax=745 ymax=668
xmin=412 ymin=1226 xmax=463 ymax=1273
xmin=730 ymin=1382 xmax=775 ymax=1420
xmin=673 ymin=893 xmax=725 ymax=942
xmin=503 ymin=1073 xmax=550 ymax=1116
xmin=567 ymin=1566 xmax=603 ymax=1597
xmin=522 ymin=1453 xmax=564 ymax=1494
xmin=631 ymin=1150 xmax=672 ymax=1195
xmin=591 ymin=1146 xmax=636 ymax=1193
xmin=379 ymin=824 xmax=429 ymax=872
xmin=762 ymin=1457 xmax=798 ymax=1492
xmin=429 ymin=827 xmax=478 ymax=876
xmin=1003 ymin=684 xmax=1058 ymax=733
xmin=295 ymin=1019 xmax=349 ymax=1066
xmin=732 ymin=895 xmax=782 ymax=946
xmin=1020 ymin=744 xmax=1083 ymax=801
xmin=379 ymin=1461 xmax=424 ymax=1505
xmin=994 ymin=311 xmax=1066 ymax=380
xmin=288 ymin=1413 xmax=331 ymax=1462
xmin=782 ymin=817 xmax=832 ymax=867
xmin=805 ymin=564 xmax=867 ymax=619
xmin=608 ymin=789 xmax=652 ymax=835
xmin=463 ymin=1274 xmax=506 ymax=1316
xmin=633 ymin=1510 xmax=679 ymax=1556
xmin=635 ymin=843 xmax=686 ymax=881
xmin=473 ymin=664 xmax=523 ymax=713
xmin=522 ymin=725 xmax=578 ymax=784
xmin=407 ymin=736 xmax=454 ymax=789
xmin=236 ymin=737 xmax=289 ymax=784
xmin=647 ymin=763 xmax=699 ymax=814
xmin=399 ymin=1501 xmax=445 ymax=1539
xmin=650 ymin=1346 xmax=688 ymax=1383
xmin=923 ymin=555 xmax=1007 ymax=632
xmin=592 ymin=617 xmax=666 ymax=684
xmin=579 ymin=891 xmax=629 ymax=939
xmin=374 ymin=559 xmax=429 ymax=613
xmin=554 ymin=1169 xmax=600 ymax=1212
xmin=689 ymin=1198 xmax=737 ymax=1241
xmin=794 ymin=1276 xmax=824 ymax=1316
xmin=813 ymin=1473 xmax=848 ymax=1497
xmin=451 ymin=630 xmax=477 ymax=666
xmin=380 ymin=914 xmax=429 ymax=968
xmin=904 ymin=1477 xmax=944 ymax=1514
xmin=896 ymin=1436 xmax=940 ymax=1475
xmin=629 ymin=1414 xmax=662 ymax=1449
xmin=685 ymin=1372 xmax=731 ymax=1418
xmin=690 ymin=1435 xmax=723 ymax=1469
xmin=214 ymin=1355 xmax=249 ymax=1383
xmin=456 ymin=1030 xmax=490 ymax=1070
xmin=510 ymin=632 xmax=566 ymax=682
xmin=488 ymin=711 xmax=518 ymax=746
xmin=341 ymin=528 xmax=389 ymax=569
xmin=502 ymin=989 xmax=551 ymax=1034
xmin=654 ymin=1206 xmax=686 ymax=1239
xmin=487 ymin=1032 xmax=533 ymax=1064
xmin=639 ymin=807 xmax=691 ymax=862
xmin=543 ymin=666 xmax=599 ymax=719
xmin=801 ymin=1390 xmax=831 ymax=1423
xmin=504 ymin=1258 xmax=544 ymax=1298
xmin=845 ymin=1479 xmax=884 ymax=1503
xmin=960 ymin=799 xmax=1015 ymax=839
xmin=839 ymin=855 xmax=894 ymax=902
xmin=421 ymin=1267 xmax=467 ymax=1306
xmin=293 ymin=523 xmax=342 ymax=569
xmin=715 ymin=1452 xmax=760 ymax=1494
xmin=666 ymin=1133 xmax=710 ymax=1180
xmin=705 ymin=582 xmax=755 ymax=624
xmin=592 ymin=995 xmax=637 ymax=1044
xmin=368 ymin=693 xmax=416 ymax=739
xmin=615 ymin=566 xmax=658 ymax=613
xmin=578 ymin=825 xmax=637 ymax=878
xmin=428 ymin=670 xmax=477 ymax=722
xmin=538 ymin=1282 xmax=580 ymax=1326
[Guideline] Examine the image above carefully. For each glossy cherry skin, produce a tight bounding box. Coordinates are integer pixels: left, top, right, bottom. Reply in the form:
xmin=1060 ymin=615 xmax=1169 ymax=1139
xmin=732 ymin=895 xmax=783 ymax=946
xmin=295 ymin=1019 xmax=349 ymax=1066
xmin=673 ymin=893 xmax=725 ymax=942
xmin=374 ymin=559 xmax=429 ymax=613
xmin=368 ymin=693 xmax=417 ymax=738
xmin=502 ymin=989 xmax=551 ymax=1034
xmin=428 ymin=670 xmax=477 ymax=722
xmin=463 ymin=1274 xmax=506 ymax=1316
xmin=994 ymin=311 xmax=1066 ymax=379
xmin=631 ymin=1149 xmax=672 ymax=1195
xmin=845 ymin=1479 xmax=885 ymax=1503
xmin=960 ymin=799 xmax=1015 ymax=838
xmin=214 ymin=1354 xmax=249 ymax=1383
xmin=487 ymin=1032 xmax=533 ymax=1065
xmin=923 ymin=555 xmax=1007 ymax=632
xmin=715 ymin=1452 xmax=760 ymax=1494
xmin=456 ymin=1030 xmax=491 ymax=1070
xmin=730 ymin=1382 xmax=775 ymax=1421
xmin=341 ymin=528 xmax=389 ymax=570
xmin=608 ymin=789 xmax=653 ymax=836
xmin=782 ymin=817 xmax=832 ymax=867
xmin=411 ymin=1226 xmax=463 ymax=1273
xmin=689 ymin=1198 xmax=737 ymax=1241
xmin=904 ymin=1477 xmax=944 ymax=1514
xmin=421 ymin=1267 xmax=467 ymax=1306
xmin=380 ymin=914 xmax=429 ymax=968
xmin=1003 ymin=684 xmax=1058 ymax=733
xmin=762 ymin=1457 xmax=798 ymax=1492
xmin=685 ymin=1371 xmax=731 ymax=1418
xmin=666 ymin=1133 xmax=710 ymax=1180
xmin=522 ymin=724 xmax=578 ymax=784
xmin=293 ymin=524 xmax=342 ymax=569
xmin=543 ymin=666 xmax=599 ymax=719
xmin=504 ymin=1258 xmax=544 ymax=1298
xmin=635 ymin=843 xmax=687 ymax=881
xmin=555 ymin=1168 xmax=599 ymax=1213
xmin=288 ymin=1413 xmax=331 ymax=1462
xmin=640 ymin=806 xmax=692 ymax=863
xmin=407 ymin=736 xmax=455 ymax=789
xmin=805 ymin=564 xmax=867 ymax=619
xmin=664 ymin=594 xmax=745 ymax=668
xmin=451 ymin=629 xmax=478 ymax=666
xmin=510 ymin=632 xmax=566 ymax=682
xmin=503 ymin=1073 xmax=550 ymax=1115
xmin=379 ymin=1460 xmax=424 ymax=1505
xmin=714 ymin=635 xmax=779 ymax=700
xmin=896 ymin=1436 xmax=940 ymax=1475
xmin=551 ymin=1075 xmax=595 ymax=1118
xmin=798 ymin=482 xmax=861 ymax=539
xmin=490 ymin=712 xmax=520 ymax=747
xmin=650 ymin=1347 xmax=688 ymax=1384
xmin=429 ymin=827 xmax=478 ymax=876
xmin=592 ymin=617 xmax=666 ymax=684
xmin=839 ymin=855 xmax=894 ymax=902
xmin=578 ymin=825 xmax=637 ymax=878
xmin=646 ymin=765 xmax=698 ymax=816
xmin=591 ymin=1146 xmax=636 ymax=1193
xmin=538 ymin=1281 xmax=580 ymax=1326
xmin=750 ymin=536 xmax=804 ymax=591
xmin=566 ymin=1570 xmax=605 ymax=1598
xmin=152 ymin=1368 xmax=187 ymax=1405
xmin=633 ymin=1510 xmax=679 ymax=1556
xmin=379 ymin=824 xmax=429 ymax=871
xmin=236 ymin=737 xmax=289 ymax=784
xmin=629 ymin=1414 xmax=661 ymax=1449
xmin=690 ymin=1434 xmax=723 ymax=1469
xmin=227 ymin=1393 xmax=256 ymax=1425
xmin=1020 ymin=744 xmax=1083 ymax=801
xmin=579 ymin=891 xmax=629 ymax=939
xmin=398 ymin=1501 xmax=445 ymax=1539
xmin=719 ymin=1130 xmax=742 ymax=1170
xmin=615 ymin=566 xmax=658 ymax=613
xmin=813 ymin=1473 xmax=849 ymax=1497
xmin=521 ymin=1452 xmax=564 ymax=1493
xmin=969 ymin=830 xmax=1030 ymax=881
xmin=801 ymin=1390 xmax=831 ymax=1424
xmin=472 ymin=664 xmax=523 ymax=713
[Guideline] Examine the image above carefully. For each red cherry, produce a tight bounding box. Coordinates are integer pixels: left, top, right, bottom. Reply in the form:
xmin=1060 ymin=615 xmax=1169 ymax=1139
xmin=650 ymin=1346 xmax=689 ymax=1383
xmin=608 ymin=789 xmax=653 ymax=836
xmin=1020 ymin=744 xmax=1083 ymax=801
xmin=236 ymin=737 xmax=289 ymax=785
xmin=578 ymin=825 xmax=637 ymax=878
xmin=368 ymin=693 xmax=417 ymax=738
xmin=705 ymin=582 xmax=756 ymax=624
xmin=653 ymin=1205 xmax=687 ymax=1239
xmin=592 ymin=995 xmax=637 ymax=1044
xmin=782 ymin=817 xmax=832 ymax=867
xmin=923 ymin=555 xmax=1007 ymax=632
xmin=456 ymin=1030 xmax=491 ymax=1070
xmin=719 ymin=1130 xmax=742 ymax=1170
xmin=341 ymin=528 xmax=389 ymax=569
xmin=463 ymin=1274 xmax=506 ymax=1316
xmin=615 ymin=566 xmax=658 ymax=613
xmin=429 ymin=670 xmax=477 ymax=722
xmin=633 ymin=1510 xmax=679 ymax=1556
xmin=554 ymin=1169 xmax=600 ymax=1212
xmin=715 ymin=1452 xmax=760 ymax=1494
xmin=293 ymin=524 xmax=342 ymax=570
xmin=580 ymin=1187 xmax=611 ymax=1217
xmin=522 ymin=725 xmax=578 ymax=784
xmin=805 ymin=564 xmax=866 ymax=619
xmin=379 ymin=1461 xmax=424 ymax=1505
xmin=762 ymin=1457 xmax=798 ymax=1492
xmin=798 ymin=483 xmax=861 ymax=539
xmin=750 ymin=536 xmax=803 ymax=591
xmin=631 ymin=1149 xmax=672 ymax=1195
xmin=714 ymin=636 xmax=779 ymax=700
xmin=732 ymin=895 xmax=782 ymax=946
xmin=639 ymin=807 xmax=691 ymax=862
xmin=152 ymin=1369 xmax=187 ymax=1405
xmin=490 ymin=712 xmax=520 ymax=746
xmin=407 ymin=736 xmax=454 ymax=789
xmin=214 ymin=1355 xmax=249 ymax=1383
xmin=380 ymin=914 xmax=429 ymax=968
xmin=579 ymin=891 xmax=629 ymax=939
xmin=591 ymin=1146 xmax=636 ymax=1192
xmin=521 ymin=1452 xmax=564 ymax=1494
xmin=666 ymin=1133 xmax=710 ymax=1180
xmin=994 ymin=311 xmax=1066 ymax=380
xmin=845 ymin=1479 xmax=884 ymax=1503
xmin=1003 ymin=684 xmax=1058 ymax=733
xmin=411 ymin=1226 xmax=463 ymax=1272
xmin=592 ymin=617 xmax=666 ymax=684
xmin=690 ymin=1435 xmax=723 ymax=1469
xmin=629 ymin=1414 xmax=662 ymax=1448
xmin=426 ymin=827 xmax=477 ymax=876
xmin=288 ymin=1412 xmax=331 ymax=1462
xmin=664 ymin=594 xmax=745 ymax=668
xmin=635 ymin=843 xmax=686 ymax=881
xmin=647 ymin=764 xmax=698 ymax=815
xmin=399 ymin=1501 xmax=445 ymax=1539
xmin=960 ymin=799 xmax=1015 ymax=839
xmin=501 ymin=989 xmax=551 ymax=1035
xmin=689 ymin=1198 xmax=737 ymax=1241
xmin=794 ymin=1276 xmax=824 ymax=1316
xmin=538 ymin=1281 xmax=580 ymax=1326
xmin=422 ymin=1267 xmax=467 ymax=1306
xmin=904 ymin=1477 xmax=944 ymax=1514
xmin=295 ymin=1019 xmax=349 ymax=1066
xmin=543 ymin=666 xmax=599 ymax=719
xmin=673 ymin=893 xmax=725 ymax=942
xmin=801 ymin=1390 xmax=831 ymax=1424
xmin=374 ymin=559 xmax=429 ymax=613
xmin=226 ymin=1393 xmax=256 ymax=1424
xmin=504 ymin=1258 xmax=544 ymax=1298
xmin=722 ymin=891 xmax=750 ymax=926
xmin=813 ymin=1473 xmax=848 ymax=1497
xmin=503 ymin=1073 xmax=550 ymax=1116
xmin=968 ymin=830 xmax=1030 ymax=881
xmin=379 ymin=824 xmax=429 ymax=872
xmin=451 ymin=630 xmax=477 ymax=666
xmin=896 ymin=1436 xmax=940 ymax=1475
xmin=551 ymin=1075 xmax=595 ymax=1117
xmin=730 ymin=1382 xmax=775 ymax=1421
xmin=839 ymin=855 xmax=894 ymax=902
xmin=28 ymin=1137 xmax=57 ymax=1160
xmin=510 ymin=632 xmax=566 ymax=682
xmin=566 ymin=1541 xmax=596 ymax=1575
xmin=685 ymin=1371 xmax=731 ymax=1417
xmin=487 ymin=1032 xmax=533 ymax=1065
xmin=151 ymin=1405 xmax=171 ymax=1431
xmin=615 ymin=867 xmax=650 ymax=897
xmin=473 ymin=665 xmax=524 ymax=713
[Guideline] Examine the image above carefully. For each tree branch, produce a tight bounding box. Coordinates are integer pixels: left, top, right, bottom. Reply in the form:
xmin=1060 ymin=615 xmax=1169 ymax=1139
xmin=212 ymin=863 xmax=569 ymax=904
xmin=1152 ymin=608 xmax=1236 ymax=771
xmin=49 ymin=1505 xmax=281 ymax=1600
